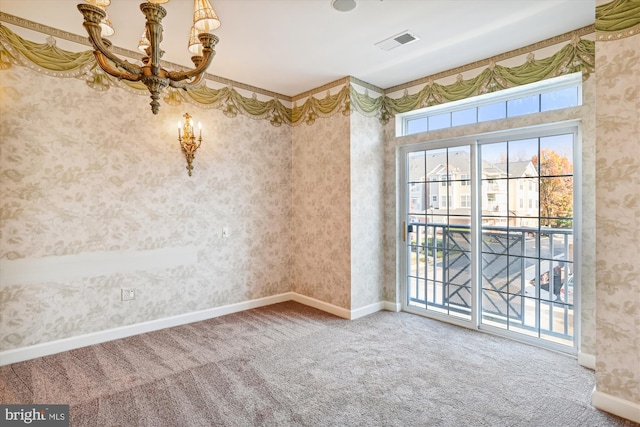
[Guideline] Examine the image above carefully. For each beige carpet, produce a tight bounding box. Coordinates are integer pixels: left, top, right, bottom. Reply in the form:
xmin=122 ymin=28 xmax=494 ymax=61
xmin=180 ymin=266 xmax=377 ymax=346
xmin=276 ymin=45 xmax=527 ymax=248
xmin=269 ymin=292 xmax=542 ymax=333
xmin=0 ymin=302 xmax=636 ymax=426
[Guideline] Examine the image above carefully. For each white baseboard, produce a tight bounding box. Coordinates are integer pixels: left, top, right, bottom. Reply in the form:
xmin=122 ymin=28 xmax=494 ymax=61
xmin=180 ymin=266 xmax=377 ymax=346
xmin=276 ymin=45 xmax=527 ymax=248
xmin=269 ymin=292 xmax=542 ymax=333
xmin=350 ymin=301 xmax=386 ymax=319
xmin=289 ymin=293 xmax=351 ymax=319
xmin=383 ymin=301 xmax=401 ymax=312
xmin=592 ymin=388 xmax=640 ymax=424
xmin=290 ymin=295 xmax=399 ymax=320
xmin=578 ymin=351 xmax=595 ymax=370
xmin=0 ymin=292 xmax=293 ymax=366
xmin=0 ymin=293 xmax=395 ymax=366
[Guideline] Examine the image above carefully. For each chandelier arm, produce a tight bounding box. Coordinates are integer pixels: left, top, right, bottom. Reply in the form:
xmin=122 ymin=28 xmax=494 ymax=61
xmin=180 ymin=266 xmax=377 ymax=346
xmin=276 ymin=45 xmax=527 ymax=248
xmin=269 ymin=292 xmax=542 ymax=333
xmin=167 ymin=50 xmax=214 ymax=82
xmin=168 ymin=72 xmax=206 ymax=89
xmin=89 ymin=34 xmax=142 ymax=76
xmin=167 ymin=33 xmax=218 ymax=82
xmin=94 ymin=52 xmax=143 ymax=82
xmin=78 ymin=4 xmax=142 ymax=76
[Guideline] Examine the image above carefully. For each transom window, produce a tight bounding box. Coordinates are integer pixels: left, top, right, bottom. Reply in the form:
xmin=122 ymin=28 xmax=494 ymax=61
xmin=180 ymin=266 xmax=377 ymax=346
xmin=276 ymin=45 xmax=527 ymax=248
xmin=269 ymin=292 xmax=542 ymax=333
xmin=397 ymin=73 xmax=582 ymax=137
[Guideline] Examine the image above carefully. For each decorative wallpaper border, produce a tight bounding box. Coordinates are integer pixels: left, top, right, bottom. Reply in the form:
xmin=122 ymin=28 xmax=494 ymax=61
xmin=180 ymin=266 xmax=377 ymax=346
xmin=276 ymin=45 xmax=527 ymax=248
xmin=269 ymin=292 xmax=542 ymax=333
xmin=386 ymin=25 xmax=594 ymax=95
xmin=6 ymin=0 xmax=635 ymax=127
xmin=374 ymin=35 xmax=594 ymax=124
xmin=595 ymin=0 xmax=640 ymax=40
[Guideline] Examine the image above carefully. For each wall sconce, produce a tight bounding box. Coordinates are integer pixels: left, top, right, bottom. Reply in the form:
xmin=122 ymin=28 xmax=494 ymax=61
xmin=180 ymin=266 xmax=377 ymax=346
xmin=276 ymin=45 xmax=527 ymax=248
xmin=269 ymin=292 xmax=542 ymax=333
xmin=177 ymin=113 xmax=202 ymax=176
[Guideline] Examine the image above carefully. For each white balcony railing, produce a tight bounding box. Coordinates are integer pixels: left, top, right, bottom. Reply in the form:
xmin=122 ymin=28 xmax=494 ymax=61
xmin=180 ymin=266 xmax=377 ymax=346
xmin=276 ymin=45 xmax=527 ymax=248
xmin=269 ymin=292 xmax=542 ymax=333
xmin=407 ymin=223 xmax=574 ymax=343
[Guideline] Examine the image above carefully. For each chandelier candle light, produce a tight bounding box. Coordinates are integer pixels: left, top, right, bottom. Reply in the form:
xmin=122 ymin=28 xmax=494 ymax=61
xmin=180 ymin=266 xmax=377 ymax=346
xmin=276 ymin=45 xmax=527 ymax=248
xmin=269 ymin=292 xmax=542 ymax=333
xmin=78 ymin=0 xmax=221 ymax=114
xmin=178 ymin=113 xmax=202 ymax=176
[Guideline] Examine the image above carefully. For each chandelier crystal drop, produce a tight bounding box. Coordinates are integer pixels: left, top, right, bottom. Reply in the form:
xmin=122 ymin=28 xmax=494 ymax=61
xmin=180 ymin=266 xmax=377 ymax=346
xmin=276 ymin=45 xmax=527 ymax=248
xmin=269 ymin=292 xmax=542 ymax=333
xmin=78 ymin=0 xmax=220 ymax=114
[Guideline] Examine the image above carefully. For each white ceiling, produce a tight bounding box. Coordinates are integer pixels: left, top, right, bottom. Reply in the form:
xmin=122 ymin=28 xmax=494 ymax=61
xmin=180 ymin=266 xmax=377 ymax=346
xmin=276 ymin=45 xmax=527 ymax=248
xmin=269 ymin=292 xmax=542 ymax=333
xmin=1 ymin=0 xmax=596 ymax=97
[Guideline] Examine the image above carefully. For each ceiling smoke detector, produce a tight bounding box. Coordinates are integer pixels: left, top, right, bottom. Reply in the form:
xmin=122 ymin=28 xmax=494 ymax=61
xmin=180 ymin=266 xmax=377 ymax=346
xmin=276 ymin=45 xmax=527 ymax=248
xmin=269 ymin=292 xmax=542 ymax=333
xmin=331 ymin=0 xmax=357 ymax=12
xmin=375 ymin=31 xmax=420 ymax=51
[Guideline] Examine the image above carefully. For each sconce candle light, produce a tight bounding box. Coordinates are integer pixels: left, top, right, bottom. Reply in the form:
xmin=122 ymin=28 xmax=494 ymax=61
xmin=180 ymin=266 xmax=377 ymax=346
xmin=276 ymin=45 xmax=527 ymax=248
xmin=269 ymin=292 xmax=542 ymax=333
xmin=178 ymin=113 xmax=202 ymax=176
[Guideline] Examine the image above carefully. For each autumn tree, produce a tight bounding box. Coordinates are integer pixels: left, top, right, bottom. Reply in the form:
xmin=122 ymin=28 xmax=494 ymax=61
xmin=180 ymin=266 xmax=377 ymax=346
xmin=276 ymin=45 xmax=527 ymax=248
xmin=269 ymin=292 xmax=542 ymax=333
xmin=532 ymin=149 xmax=573 ymax=227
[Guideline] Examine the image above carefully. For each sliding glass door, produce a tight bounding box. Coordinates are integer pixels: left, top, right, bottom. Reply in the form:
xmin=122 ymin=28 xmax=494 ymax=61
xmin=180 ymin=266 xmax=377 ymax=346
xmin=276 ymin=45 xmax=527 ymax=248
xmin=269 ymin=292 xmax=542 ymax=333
xmin=405 ymin=146 xmax=473 ymax=321
xmin=401 ymin=127 xmax=577 ymax=351
xmin=479 ymin=133 xmax=575 ymax=346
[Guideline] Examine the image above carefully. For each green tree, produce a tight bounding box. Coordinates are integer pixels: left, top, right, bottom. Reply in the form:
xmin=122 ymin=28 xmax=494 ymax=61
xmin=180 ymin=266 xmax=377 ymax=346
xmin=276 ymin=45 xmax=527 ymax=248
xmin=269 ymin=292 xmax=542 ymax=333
xmin=532 ymin=149 xmax=573 ymax=227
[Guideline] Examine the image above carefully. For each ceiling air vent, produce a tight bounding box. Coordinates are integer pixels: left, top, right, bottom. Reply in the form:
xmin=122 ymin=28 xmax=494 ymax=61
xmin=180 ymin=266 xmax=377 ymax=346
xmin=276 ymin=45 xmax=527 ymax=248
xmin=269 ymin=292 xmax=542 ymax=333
xmin=375 ymin=31 xmax=420 ymax=51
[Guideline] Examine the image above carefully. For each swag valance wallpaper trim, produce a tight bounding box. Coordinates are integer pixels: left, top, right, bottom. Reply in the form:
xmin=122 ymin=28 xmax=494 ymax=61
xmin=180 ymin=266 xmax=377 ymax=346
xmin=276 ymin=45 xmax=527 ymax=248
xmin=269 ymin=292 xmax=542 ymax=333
xmin=595 ymin=0 xmax=640 ymax=40
xmin=5 ymin=2 xmax=636 ymax=128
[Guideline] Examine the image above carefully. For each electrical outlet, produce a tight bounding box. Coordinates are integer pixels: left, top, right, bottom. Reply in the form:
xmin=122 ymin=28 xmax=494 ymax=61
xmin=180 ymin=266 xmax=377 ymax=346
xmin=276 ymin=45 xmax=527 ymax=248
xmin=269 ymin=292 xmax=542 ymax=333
xmin=222 ymin=227 xmax=229 ymax=238
xmin=121 ymin=288 xmax=136 ymax=301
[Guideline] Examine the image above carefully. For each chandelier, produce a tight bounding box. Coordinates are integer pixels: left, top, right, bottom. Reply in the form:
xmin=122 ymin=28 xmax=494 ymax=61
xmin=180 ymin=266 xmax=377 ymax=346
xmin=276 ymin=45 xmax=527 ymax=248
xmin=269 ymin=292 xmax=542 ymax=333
xmin=77 ymin=0 xmax=220 ymax=114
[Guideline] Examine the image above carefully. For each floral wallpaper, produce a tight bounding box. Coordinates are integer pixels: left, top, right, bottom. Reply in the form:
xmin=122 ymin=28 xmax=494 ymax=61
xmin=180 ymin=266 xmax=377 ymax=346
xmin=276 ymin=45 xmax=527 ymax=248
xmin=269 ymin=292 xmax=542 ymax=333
xmin=350 ymin=112 xmax=385 ymax=309
xmin=382 ymin=122 xmax=398 ymax=305
xmin=291 ymin=110 xmax=351 ymax=309
xmin=289 ymin=104 xmax=388 ymax=312
xmin=594 ymin=28 xmax=640 ymax=405
xmin=0 ymin=65 xmax=292 ymax=351
xmin=580 ymin=72 xmax=598 ymax=357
